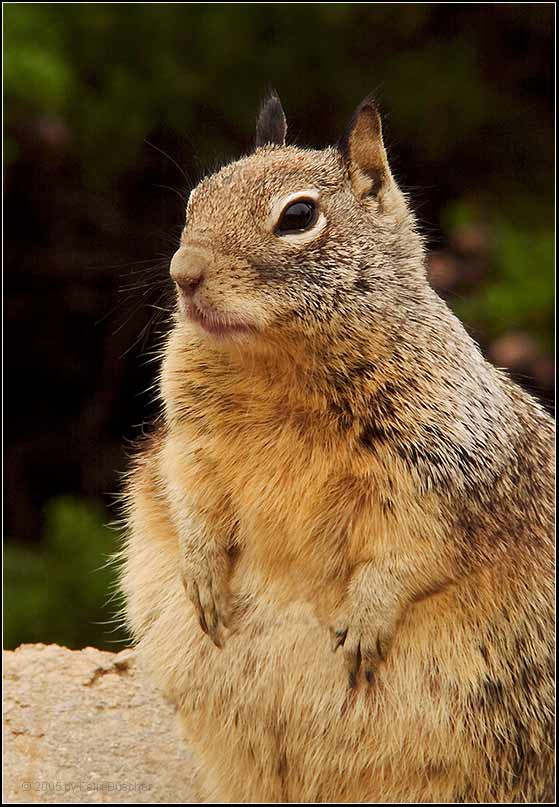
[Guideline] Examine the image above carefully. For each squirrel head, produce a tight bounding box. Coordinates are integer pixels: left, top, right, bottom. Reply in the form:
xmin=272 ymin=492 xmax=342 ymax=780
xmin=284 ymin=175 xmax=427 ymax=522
xmin=170 ymin=92 xmax=426 ymax=358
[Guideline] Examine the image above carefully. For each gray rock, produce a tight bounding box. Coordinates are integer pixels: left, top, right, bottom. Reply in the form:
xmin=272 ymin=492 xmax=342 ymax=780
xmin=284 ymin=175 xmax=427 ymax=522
xmin=2 ymin=644 xmax=199 ymax=803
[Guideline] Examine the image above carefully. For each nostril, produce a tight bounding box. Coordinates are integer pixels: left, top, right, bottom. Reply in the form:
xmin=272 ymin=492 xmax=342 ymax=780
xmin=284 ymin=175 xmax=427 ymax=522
xmin=174 ymin=273 xmax=203 ymax=298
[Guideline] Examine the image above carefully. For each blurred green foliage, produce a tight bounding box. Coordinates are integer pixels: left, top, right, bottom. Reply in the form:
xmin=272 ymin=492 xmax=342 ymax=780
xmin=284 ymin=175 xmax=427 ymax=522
xmin=4 ymin=4 xmax=554 ymax=202
xmin=4 ymin=497 xmax=126 ymax=650
xmin=445 ymin=202 xmax=554 ymax=352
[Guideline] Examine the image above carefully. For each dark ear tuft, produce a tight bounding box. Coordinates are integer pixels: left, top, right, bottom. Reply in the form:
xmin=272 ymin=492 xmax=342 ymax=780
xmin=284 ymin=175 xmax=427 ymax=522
xmin=255 ymin=90 xmax=287 ymax=148
xmin=339 ymin=95 xmax=389 ymax=198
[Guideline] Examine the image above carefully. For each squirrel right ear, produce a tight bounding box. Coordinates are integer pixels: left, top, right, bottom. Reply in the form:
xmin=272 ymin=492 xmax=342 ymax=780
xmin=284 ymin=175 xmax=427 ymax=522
xmin=339 ymin=97 xmax=389 ymax=199
xmin=255 ymin=90 xmax=287 ymax=148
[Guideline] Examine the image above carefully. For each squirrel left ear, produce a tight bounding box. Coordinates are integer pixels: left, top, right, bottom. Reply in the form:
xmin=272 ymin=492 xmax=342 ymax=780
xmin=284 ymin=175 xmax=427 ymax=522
xmin=255 ymin=90 xmax=287 ymax=148
xmin=339 ymin=97 xmax=389 ymax=198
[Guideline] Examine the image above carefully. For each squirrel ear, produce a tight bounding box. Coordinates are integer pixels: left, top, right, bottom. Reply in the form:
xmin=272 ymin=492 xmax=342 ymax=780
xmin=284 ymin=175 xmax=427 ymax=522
xmin=340 ymin=97 xmax=389 ymax=198
xmin=255 ymin=90 xmax=287 ymax=148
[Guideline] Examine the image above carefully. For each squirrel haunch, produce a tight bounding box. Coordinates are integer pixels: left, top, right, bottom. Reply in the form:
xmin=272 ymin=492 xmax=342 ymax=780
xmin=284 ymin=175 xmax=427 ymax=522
xmin=120 ymin=96 xmax=554 ymax=803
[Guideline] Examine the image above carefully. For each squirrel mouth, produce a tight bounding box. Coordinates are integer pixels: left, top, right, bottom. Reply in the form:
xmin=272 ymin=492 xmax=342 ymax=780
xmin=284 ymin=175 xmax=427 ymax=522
xmin=185 ymin=301 xmax=254 ymax=337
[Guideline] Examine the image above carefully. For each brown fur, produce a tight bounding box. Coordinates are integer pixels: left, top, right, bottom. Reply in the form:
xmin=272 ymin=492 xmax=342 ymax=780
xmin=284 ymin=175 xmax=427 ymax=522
xmin=119 ymin=96 xmax=554 ymax=802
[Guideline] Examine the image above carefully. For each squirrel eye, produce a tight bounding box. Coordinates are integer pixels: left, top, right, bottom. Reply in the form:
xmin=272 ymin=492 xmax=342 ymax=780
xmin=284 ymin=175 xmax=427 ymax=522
xmin=275 ymin=199 xmax=318 ymax=235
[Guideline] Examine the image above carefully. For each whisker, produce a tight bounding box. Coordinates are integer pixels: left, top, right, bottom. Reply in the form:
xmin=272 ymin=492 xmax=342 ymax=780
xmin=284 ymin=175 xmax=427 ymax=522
xmin=154 ymin=184 xmax=189 ymax=205
xmin=144 ymin=138 xmax=192 ymax=186
xmin=88 ymin=257 xmax=167 ymax=271
xmin=118 ymin=299 xmax=169 ymax=359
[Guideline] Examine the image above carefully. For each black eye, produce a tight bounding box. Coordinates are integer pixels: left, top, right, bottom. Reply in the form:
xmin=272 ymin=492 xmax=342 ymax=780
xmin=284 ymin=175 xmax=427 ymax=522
xmin=276 ymin=199 xmax=318 ymax=234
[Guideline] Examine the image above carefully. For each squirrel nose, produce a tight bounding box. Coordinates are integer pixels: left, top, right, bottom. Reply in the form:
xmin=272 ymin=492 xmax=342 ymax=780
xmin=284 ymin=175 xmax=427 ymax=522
xmin=170 ymin=246 xmax=207 ymax=297
xmin=174 ymin=273 xmax=203 ymax=297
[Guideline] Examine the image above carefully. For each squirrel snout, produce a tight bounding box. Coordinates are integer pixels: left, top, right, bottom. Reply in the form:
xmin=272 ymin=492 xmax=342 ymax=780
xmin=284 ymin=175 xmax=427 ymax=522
xmin=170 ymin=247 xmax=206 ymax=298
xmin=174 ymin=273 xmax=203 ymax=298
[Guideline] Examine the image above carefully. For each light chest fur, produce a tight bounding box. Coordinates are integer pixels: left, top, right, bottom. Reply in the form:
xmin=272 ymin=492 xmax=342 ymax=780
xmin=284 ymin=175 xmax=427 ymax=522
xmin=159 ymin=324 xmax=448 ymax=616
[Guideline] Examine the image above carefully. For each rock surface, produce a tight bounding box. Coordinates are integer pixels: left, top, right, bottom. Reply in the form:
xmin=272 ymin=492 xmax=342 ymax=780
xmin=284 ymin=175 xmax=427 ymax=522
xmin=3 ymin=644 xmax=200 ymax=803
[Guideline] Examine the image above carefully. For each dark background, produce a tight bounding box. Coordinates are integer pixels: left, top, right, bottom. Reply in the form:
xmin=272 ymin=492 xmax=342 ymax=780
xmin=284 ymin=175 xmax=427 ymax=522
xmin=4 ymin=4 xmax=554 ymax=650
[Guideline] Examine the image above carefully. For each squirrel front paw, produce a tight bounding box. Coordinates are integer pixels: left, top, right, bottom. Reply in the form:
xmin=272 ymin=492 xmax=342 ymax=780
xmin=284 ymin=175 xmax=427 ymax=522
xmin=329 ymin=566 xmax=403 ymax=688
xmin=180 ymin=548 xmax=230 ymax=648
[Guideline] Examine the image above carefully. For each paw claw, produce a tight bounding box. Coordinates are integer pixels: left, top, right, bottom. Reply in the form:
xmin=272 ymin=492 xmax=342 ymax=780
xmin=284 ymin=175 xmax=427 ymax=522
xmin=209 ymin=632 xmax=223 ymax=649
xmin=182 ymin=567 xmax=230 ymax=647
xmin=331 ymin=610 xmax=398 ymax=687
xmin=330 ymin=564 xmax=402 ymax=687
xmin=329 ymin=626 xmax=348 ymax=652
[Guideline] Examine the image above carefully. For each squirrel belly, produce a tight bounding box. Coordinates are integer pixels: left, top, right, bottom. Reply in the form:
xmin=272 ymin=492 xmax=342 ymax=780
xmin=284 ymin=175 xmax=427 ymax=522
xmin=120 ymin=93 xmax=554 ymax=803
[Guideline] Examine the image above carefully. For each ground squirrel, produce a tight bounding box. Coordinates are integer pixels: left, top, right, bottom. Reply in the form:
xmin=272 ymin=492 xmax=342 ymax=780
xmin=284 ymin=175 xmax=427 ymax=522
xmin=120 ymin=93 xmax=554 ymax=803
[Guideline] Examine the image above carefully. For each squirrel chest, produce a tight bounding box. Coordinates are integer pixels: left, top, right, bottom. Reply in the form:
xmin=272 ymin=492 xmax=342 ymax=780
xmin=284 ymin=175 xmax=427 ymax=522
xmin=160 ymin=335 xmax=403 ymax=602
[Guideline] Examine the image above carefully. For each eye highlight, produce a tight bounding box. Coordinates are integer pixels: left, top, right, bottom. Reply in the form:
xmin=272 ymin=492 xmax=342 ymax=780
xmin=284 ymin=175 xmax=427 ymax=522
xmin=275 ymin=198 xmax=318 ymax=235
